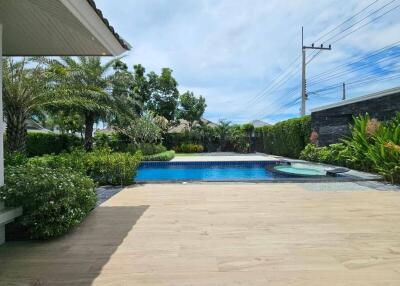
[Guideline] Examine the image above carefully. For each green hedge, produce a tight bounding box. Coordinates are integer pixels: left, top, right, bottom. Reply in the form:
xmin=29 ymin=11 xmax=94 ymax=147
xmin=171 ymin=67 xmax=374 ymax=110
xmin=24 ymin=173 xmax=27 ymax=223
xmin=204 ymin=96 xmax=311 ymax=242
xmin=94 ymin=132 xmax=167 ymax=155
xmin=1 ymin=165 xmax=96 ymax=239
xmin=143 ymin=150 xmax=175 ymax=161
xmin=255 ymin=116 xmax=311 ymax=158
xmin=25 ymin=132 xmax=83 ymax=157
xmin=28 ymin=148 xmax=142 ymax=186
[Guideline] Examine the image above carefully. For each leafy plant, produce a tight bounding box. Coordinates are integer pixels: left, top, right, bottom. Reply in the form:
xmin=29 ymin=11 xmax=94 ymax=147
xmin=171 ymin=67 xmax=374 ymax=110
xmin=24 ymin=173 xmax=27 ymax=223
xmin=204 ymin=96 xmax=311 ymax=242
xmin=0 ymin=165 xmax=96 ymax=239
xmin=300 ymin=113 xmax=400 ymax=184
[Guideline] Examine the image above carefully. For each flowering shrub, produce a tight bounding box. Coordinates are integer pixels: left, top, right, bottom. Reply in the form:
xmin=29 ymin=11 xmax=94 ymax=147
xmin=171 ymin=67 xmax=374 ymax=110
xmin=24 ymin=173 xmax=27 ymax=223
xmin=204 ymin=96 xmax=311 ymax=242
xmin=0 ymin=165 xmax=96 ymax=239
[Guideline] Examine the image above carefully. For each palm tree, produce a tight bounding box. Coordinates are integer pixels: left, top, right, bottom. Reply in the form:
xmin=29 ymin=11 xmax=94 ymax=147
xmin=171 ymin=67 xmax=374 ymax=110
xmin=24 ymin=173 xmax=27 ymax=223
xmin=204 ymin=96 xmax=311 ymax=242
xmin=215 ymin=120 xmax=232 ymax=151
xmin=48 ymin=57 xmax=135 ymax=151
xmin=2 ymin=57 xmax=63 ymax=153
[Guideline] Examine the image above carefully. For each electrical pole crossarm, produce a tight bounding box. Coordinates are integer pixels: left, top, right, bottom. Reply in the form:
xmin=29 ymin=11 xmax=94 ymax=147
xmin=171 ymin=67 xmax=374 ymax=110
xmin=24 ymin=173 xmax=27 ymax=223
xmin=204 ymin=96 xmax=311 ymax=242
xmin=303 ymin=45 xmax=332 ymax=50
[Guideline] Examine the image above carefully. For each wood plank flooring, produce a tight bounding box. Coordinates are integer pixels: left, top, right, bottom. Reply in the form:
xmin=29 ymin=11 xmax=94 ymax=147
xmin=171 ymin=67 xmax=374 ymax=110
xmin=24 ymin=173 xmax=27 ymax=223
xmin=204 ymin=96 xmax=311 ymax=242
xmin=0 ymin=182 xmax=400 ymax=285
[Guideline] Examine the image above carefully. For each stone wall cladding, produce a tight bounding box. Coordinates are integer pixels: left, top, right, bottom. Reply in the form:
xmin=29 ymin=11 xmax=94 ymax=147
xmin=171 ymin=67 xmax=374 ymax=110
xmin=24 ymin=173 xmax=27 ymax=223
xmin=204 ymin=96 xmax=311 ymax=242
xmin=311 ymin=92 xmax=400 ymax=146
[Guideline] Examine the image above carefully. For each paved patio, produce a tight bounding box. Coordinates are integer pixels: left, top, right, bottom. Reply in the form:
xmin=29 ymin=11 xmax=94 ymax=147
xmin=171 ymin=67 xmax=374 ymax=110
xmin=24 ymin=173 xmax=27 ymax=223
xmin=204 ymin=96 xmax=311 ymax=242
xmin=1 ymin=182 xmax=400 ymax=285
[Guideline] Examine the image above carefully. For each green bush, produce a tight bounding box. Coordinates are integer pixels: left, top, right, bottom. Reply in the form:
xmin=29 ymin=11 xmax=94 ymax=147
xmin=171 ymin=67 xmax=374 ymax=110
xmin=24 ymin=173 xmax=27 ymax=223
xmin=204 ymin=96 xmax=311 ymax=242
xmin=174 ymin=143 xmax=204 ymax=153
xmin=25 ymin=132 xmax=83 ymax=157
xmin=132 ymin=143 xmax=166 ymax=156
xmin=143 ymin=150 xmax=175 ymax=161
xmin=85 ymin=149 xmax=142 ymax=186
xmin=4 ymin=152 xmax=28 ymax=167
xmin=28 ymin=149 xmax=86 ymax=173
xmin=28 ymin=148 xmax=142 ymax=186
xmin=0 ymin=165 xmax=96 ymax=239
xmin=255 ymin=116 xmax=311 ymax=158
xmin=300 ymin=143 xmax=351 ymax=166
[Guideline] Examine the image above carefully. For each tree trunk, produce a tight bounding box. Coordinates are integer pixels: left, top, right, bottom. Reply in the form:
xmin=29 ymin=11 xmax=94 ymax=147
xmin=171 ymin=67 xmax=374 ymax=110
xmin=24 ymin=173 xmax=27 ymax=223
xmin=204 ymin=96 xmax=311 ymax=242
xmin=6 ymin=109 xmax=28 ymax=154
xmin=84 ymin=113 xmax=95 ymax=151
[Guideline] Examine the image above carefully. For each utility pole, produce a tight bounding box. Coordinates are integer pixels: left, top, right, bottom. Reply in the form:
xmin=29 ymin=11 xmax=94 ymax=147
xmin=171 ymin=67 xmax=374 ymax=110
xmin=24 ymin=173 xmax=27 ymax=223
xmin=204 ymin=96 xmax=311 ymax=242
xmin=300 ymin=27 xmax=332 ymax=116
xmin=342 ymin=82 xmax=346 ymax=100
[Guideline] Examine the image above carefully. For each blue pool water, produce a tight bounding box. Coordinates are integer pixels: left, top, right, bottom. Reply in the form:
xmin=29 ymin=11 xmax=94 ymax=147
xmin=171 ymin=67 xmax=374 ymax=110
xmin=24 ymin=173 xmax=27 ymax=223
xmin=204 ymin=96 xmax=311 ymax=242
xmin=136 ymin=161 xmax=287 ymax=182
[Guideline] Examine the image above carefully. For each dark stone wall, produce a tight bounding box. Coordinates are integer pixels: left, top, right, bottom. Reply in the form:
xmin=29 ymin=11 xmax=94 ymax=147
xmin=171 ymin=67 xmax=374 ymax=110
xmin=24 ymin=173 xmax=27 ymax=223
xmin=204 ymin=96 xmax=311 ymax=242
xmin=311 ymin=92 xmax=400 ymax=146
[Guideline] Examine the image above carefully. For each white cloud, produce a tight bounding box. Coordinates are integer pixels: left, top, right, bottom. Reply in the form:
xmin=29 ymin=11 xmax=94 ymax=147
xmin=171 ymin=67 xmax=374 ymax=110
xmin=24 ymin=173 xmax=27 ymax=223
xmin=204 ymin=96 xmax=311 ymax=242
xmin=96 ymin=0 xmax=400 ymax=123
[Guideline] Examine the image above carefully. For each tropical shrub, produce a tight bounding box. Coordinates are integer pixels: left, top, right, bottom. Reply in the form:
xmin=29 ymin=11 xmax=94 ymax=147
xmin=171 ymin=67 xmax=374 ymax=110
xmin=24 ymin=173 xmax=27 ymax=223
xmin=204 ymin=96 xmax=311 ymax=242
xmin=300 ymin=143 xmax=351 ymax=167
xmin=143 ymin=150 xmax=175 ymax=161
xmin=300 ymin=113 xmax=400 ymax=184
xmin=230 ymin=125 xmax=252 ymax=153
xmin=255 ymin=116 xmax=311 ymax=158
xmin=25 ymin=132 xmax=83 ymax=157
xmin=0 ymin=165 xmax=96 ymax=239
xmin=174 ymin=143 xmax=204 ymax=153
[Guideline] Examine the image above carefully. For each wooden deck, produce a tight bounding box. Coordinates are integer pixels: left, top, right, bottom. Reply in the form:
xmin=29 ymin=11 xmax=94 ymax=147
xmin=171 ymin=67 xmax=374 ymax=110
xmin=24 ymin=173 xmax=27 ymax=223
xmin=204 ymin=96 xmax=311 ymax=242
xmin=1 ymin=182 xmax=400 ymax=285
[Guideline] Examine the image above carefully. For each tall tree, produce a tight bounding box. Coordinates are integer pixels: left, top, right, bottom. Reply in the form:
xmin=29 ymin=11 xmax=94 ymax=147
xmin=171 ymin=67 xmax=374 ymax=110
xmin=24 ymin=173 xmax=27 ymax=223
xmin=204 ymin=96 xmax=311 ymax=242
xmin=178 ymin=91 xmax=207 ymax=129
xmin=109 ymin=61 xmax=144 ymax=127
xmin=48 ymin=56 xmax=133 ymax=151
xmin=132 ymin=64 xmax=150 ymax=106
xmin=147 ymin=68 xmax=179 ymax=121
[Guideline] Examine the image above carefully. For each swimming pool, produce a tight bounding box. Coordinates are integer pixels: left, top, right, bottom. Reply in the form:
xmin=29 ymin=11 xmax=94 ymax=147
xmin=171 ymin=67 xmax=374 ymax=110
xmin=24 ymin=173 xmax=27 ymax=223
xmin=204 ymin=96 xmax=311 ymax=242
xmin=136 ymin=161 xmax=292 ymax=182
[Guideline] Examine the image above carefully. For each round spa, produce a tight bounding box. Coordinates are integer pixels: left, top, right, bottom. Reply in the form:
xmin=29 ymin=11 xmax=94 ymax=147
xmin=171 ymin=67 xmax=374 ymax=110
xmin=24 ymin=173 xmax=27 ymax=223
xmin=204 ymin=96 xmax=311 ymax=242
xmin=272 ymin=163 xmax=327 ymax=177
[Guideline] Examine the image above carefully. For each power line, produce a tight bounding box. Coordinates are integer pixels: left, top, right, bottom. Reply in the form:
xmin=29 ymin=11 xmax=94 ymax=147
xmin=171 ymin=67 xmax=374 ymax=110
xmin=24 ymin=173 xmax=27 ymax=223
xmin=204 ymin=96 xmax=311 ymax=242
xmin=308 ymin=51 xmax=400 ymax=86
xmin=308 ymin=39 xmax=400 ymax=81
xmin=314 ymin=0 xmax=380 ymax=43
xmin=324 ymin=0 xmax=398 ymax=44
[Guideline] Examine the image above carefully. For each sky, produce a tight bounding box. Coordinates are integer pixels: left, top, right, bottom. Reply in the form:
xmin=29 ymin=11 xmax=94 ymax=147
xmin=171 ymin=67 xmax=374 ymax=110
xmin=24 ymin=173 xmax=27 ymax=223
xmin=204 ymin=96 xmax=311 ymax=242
xmin=96 ymin=0 xmax=400 ymax=124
